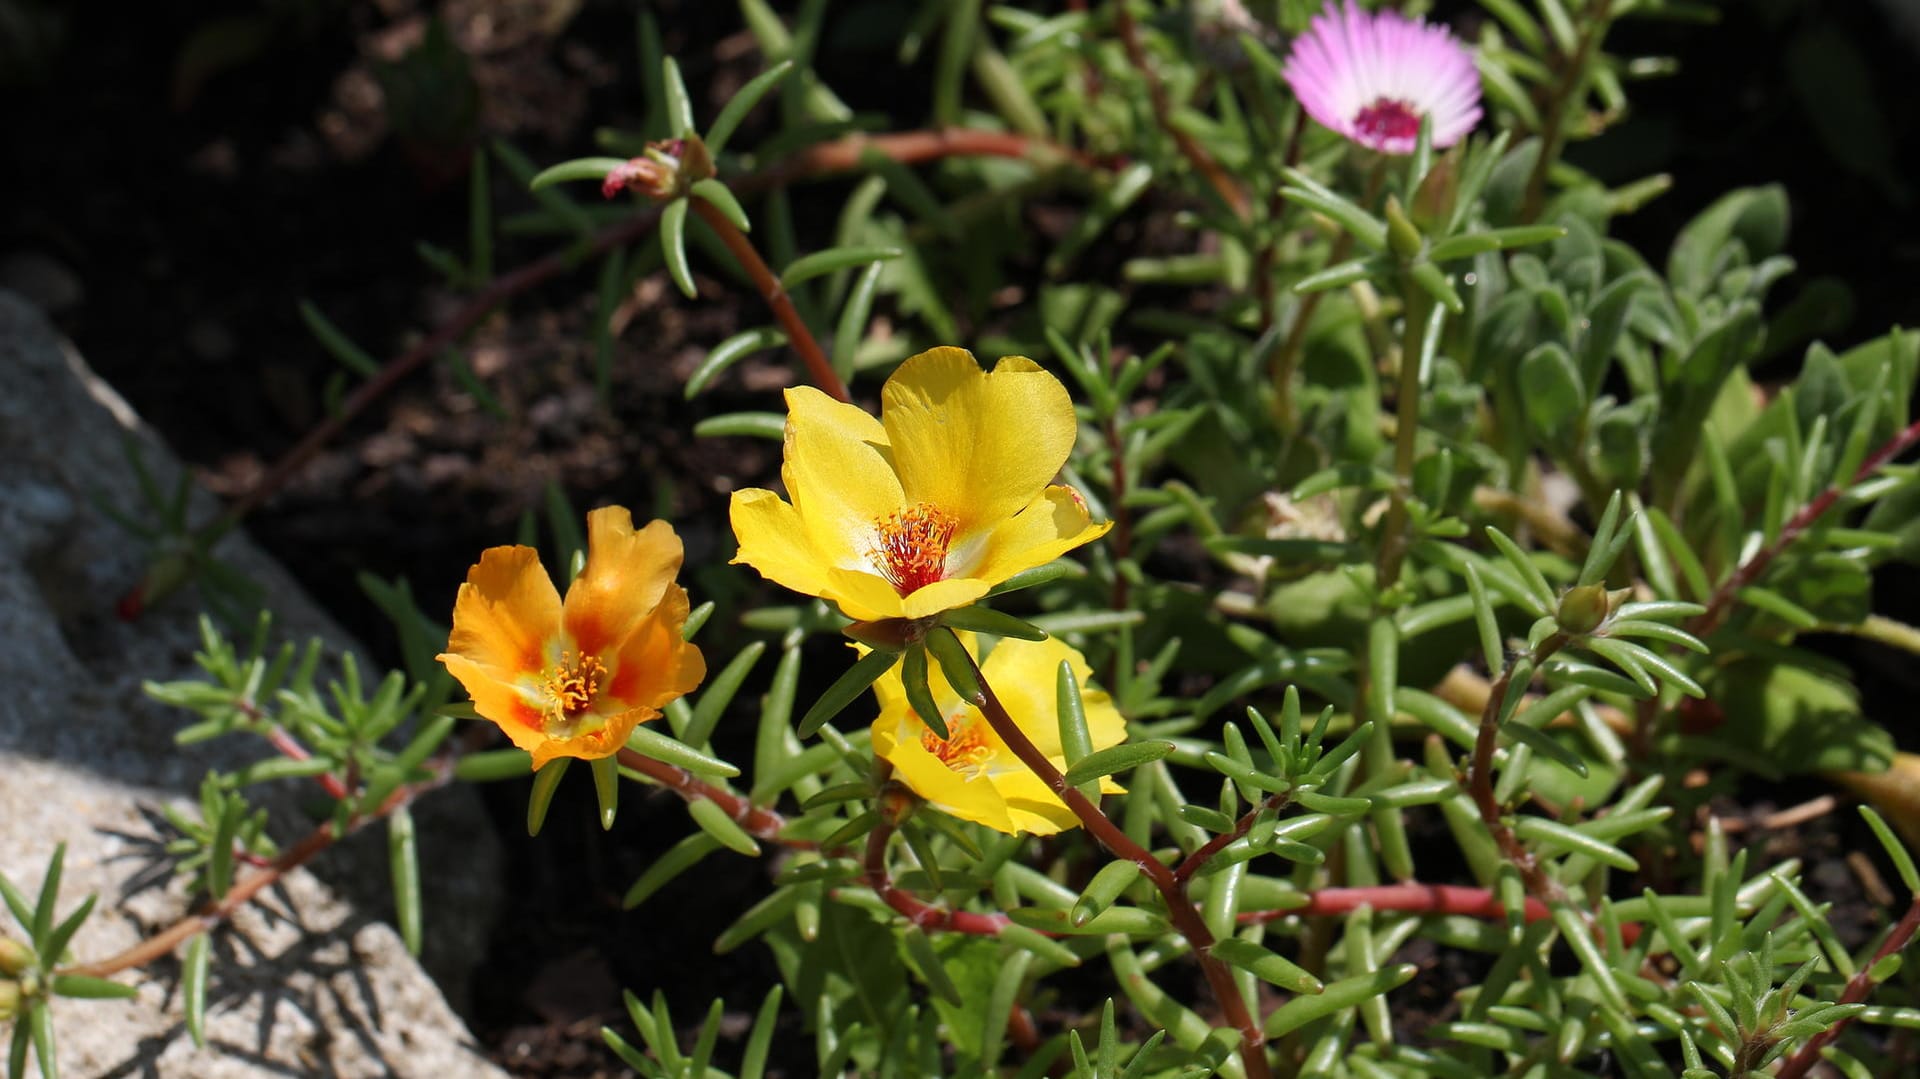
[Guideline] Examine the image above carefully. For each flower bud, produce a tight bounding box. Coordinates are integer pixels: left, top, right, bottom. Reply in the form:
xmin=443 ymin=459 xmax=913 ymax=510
xmin=0 ymin=980 xmax=19 ymax=1021
xmin=0 ymin=938 xmax=32 ymax=977
xmin=844 ymin=617 xmax=928 ymax=651
xmin=1556 ymin=583 xmax=1611 ymax=635
xmin=1410 ymin=152 xmax=1458 ymax=233
xmin=1384 ymin=195 xmax=1423 ymax=261
xmin=876 ymin=781 xmax=920 ymax=827
xmin=600 ymin=134 xmax=716 ymax=201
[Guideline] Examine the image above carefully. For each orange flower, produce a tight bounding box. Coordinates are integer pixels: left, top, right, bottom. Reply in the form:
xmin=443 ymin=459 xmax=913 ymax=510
xmin=438 ymin=508 xmax=706 ymax=768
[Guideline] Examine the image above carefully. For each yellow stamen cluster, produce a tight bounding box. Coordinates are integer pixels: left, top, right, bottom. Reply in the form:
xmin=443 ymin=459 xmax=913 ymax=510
xmin=875 ymin=503 xmax=958 ymax=596
xmin=921 ymin=719 xmax=994 ymax=779
xmin=544 ymin=651 xmax=607 ymax=723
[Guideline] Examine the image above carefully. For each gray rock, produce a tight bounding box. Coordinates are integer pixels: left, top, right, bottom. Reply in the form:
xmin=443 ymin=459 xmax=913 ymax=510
xmin=0 ymin=291 xmax=507 ymax=1078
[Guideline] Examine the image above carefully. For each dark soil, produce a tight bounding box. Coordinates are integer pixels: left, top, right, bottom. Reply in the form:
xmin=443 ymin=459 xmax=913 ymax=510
xmin=8 ymin=1 xmax=1920 ymax=1075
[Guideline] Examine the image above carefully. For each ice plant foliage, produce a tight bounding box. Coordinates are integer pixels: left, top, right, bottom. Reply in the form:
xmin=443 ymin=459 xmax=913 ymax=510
xmin=438 ymin=507 xmax=706 ymax=768
xmin=729 ymin=346 xmax=1111 ymax=622
xmin=870 ymin=634 xmax=1126 ymax=834
xmin=1283 ymin=1 xmax=1482 ymax=154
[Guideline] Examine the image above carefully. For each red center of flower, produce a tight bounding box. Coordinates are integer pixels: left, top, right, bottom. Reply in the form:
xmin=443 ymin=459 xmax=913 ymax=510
xmin=874 ymin=503 xmax=958 ymax=596
xmin=1354 ymin=98 xmax=1423 ymax=145
xmin=921 ymin=719 xmax=994 ymax=777
xmin=543 ymin=650 xmax=607 ymax=722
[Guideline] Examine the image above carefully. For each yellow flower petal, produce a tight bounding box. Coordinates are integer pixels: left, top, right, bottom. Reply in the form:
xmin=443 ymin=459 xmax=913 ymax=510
xmin=730 ymin=488 xmax=836 ymax=599
xmin=881 ymin=349 xmax=1078 ymax=537
xmin=996 ymin=770 xmax=1080 ymax=835
xmin=563 ymin=508 xmax=682 ymax=659
xmin=977 ymin=635 xmax=1126 ymax=759
xmin=965 ymin=486 xmax=1113 ymax=587
xmin=783 ymin=385 xmax=902 ymax=572
xmin=444 ymin=545 xmax=562 ymax=675
xmin=820 ymin=567 xmax=910 ymax=623
xmin=872 ymin=710 xmax=1017 ymax=832
xmin=899 ymin=577 xmax=993 ymax=620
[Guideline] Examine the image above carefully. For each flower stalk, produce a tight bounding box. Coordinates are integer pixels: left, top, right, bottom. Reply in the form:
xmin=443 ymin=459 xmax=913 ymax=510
xmin=942 ymin=629 xmax=1273 ymax=1079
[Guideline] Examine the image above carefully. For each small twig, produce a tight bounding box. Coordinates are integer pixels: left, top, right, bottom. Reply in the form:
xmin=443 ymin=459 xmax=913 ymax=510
xmin=1175 ymin=792 xmax=1289 ymax=884
xmin=1519 ymin=0 xmax=1615 ymax=222
xmin=1775 ymin=894 xmax=1920 ymax=1079
xmin=1240 ymin=884 xmax=1550 ymax=928
xmin=1468 ymin=633 xmax=1572 ymax=902
xmin=1111 ymin=2 xmax=1251 ymax=221
xmin=688 ymin=195 xmax=849 ymax=403
xmin=952 ymin=641 xmax=1273 ymax=1079
xmin=61 ymin=762 xmax=454 ymax=979
xmin=262 ymin=724 xmax=348 ymax=800
xmin=615 ymin=747 xmax=804 ymax=847
xmin=1691 ymin=411 xmax=1920 ymax=639
xmin=178 ymin=127 xmax=1085 ymax=562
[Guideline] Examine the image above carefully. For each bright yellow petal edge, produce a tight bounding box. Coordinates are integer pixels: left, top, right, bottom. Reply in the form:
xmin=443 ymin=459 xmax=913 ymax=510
xmin=438 ymin=509 xmax=705 ymax=768
xmin=728 ymin=346 xmax=1111 ymax=620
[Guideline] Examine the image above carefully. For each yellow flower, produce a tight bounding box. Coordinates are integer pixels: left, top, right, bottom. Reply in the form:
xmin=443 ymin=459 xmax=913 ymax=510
xmin=437 ymin=507 xmax=706 ymax=769
xmin=728 ymin=346 xmax=1111 ymax=623
xmin=870 ymin=634 xmax=1127 ymax=835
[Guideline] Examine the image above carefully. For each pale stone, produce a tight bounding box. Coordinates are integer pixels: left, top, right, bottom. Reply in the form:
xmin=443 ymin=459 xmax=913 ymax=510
xmin=0 ymin=291 xmax=506 ymax=1077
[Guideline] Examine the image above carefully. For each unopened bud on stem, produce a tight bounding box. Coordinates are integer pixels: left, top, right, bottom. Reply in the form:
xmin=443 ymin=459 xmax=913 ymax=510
xmin=0 ymin=938 xmax=31 ymax=977
xmin=1556 ymin=583 xmax=1610 ymax=635
xmin=1385 ymin=195 xmax=1423 ymax=262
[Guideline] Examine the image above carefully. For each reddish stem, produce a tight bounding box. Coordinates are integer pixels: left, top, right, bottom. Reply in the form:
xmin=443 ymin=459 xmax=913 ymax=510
xmin=264 ymin=724 xmax=348 ymax=799
xmin=1690 ymin=410 xmax=1920 ymax=638
xmin=688 ymin=196 xmax=849 ymax=403
xmin=948 ymin=633 xmax=1272 ymax=1079
xmin=61 ymin=764 xmax=451 ymax=979
xmin=1112 ymin=3 xmax=1250 ymax=220
xmin=175 ymin=127 xmax=1084 ymax=568
xmin=1776 ymin=894 xmax=1920 ymax=1078
xmin=615 ymin=746 xmax=804 ymax=847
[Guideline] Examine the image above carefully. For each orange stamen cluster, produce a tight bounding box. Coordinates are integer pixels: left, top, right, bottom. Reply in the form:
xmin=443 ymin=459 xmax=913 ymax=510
xmin=921 ymin=719 xmax=994 ymax=779
xmin=543 ymin=650 xmax=608 ymax=724
xmin=874 ymin=503 xmax=958 ymax=596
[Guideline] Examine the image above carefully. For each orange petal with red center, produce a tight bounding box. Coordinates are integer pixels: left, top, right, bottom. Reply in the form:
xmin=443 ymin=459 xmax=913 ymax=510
xmin=438 ymin=653 xmax=546 ymax=744
xmin=444 ymin=545 xmax=563 ymax=676
xmin=603 ymin=583 xmax=706 ymax=709
xmin=526 ymin=706 xmax=659 ymax=769
xmin=563 ymin=508 xmax=683 ymax=659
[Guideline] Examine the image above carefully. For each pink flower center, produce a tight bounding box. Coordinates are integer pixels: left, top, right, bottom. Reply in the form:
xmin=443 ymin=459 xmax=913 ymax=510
xmin=1354 ymin=98 xmax=1423 ymax=145
xmin=874 ymin=503 xmax=957 ymax=596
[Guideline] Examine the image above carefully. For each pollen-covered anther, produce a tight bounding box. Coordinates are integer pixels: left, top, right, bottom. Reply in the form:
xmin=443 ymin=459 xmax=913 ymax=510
xmin=1355 ymin=98 xmax=1423 ymax=144
xmin=544 ymin=650 xmax=608 ymax=721
xmin=922 ymin=720 xmax=995 ymax=779
xmin=874 ymin=503 xmax=958 ymax=596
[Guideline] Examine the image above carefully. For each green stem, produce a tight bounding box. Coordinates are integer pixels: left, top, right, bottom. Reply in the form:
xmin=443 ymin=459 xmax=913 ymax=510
xmin=1375 ymin=286 xmax=1433 ymax=592
xmin=1519 ymin=0 xmax=1615 ymax=222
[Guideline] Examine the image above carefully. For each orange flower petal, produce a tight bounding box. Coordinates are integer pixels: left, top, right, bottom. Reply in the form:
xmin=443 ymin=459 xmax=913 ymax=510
xmin=526 ymin=706 xmax=658 ymax=769
xmin=437 ymin=652 xmax=545 ymax=741
xmin=564 ymin=508 xmax=683 ymax=659
xmin=604 ymin=583 xmax=706 ymax=709
xmin=445 ymin=545 xmax=563 ymax=675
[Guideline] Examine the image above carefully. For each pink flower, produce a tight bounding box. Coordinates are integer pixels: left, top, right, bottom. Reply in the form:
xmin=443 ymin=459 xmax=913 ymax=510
xmin=1283 ymin=2 xmax=1482 ymax=155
